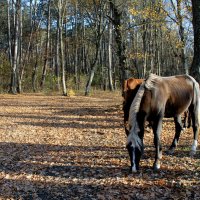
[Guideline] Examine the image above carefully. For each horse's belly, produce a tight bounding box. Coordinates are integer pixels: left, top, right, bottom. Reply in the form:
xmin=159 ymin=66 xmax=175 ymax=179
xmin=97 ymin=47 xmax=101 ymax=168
xmin=164 ymin=110 xmax=175 ymax=118
xmin=164 ymin=102 xmax=189 ymax=118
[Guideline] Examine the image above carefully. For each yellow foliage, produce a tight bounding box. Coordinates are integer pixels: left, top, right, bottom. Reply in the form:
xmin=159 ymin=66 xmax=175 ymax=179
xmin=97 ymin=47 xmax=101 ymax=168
xmin=129 ymin=3 xmax=167 ymax=21
xmin=68 ymin=89 xmax=76 ymax=97
xmin=129 ymin=52 xmax=144 ymax=59
xmin=175 ymin=41 xmax=185 ymax=49
xmin=129 ymin=8 xmax=139 ymax=16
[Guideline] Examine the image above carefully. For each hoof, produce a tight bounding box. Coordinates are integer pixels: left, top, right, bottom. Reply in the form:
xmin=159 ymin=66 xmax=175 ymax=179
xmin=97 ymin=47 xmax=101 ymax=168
xmin=190 ymin=150 xmax=196 ymax=157
xmin=166 ymin=148 xmax=175 ymax=155
xmin=159 ymin=152 xmax=163 ymax=159
xmin=153 ymin=163 xmax=160 ymax=172
xmin=130 ymin=167 xmax=138 ymax=173
xmin=182 ymin=127 xmax=186 ymax=132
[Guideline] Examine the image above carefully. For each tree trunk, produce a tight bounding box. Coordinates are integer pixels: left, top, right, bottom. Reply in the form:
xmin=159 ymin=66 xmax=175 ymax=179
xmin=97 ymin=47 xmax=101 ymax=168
xmin=176 ymin=0 xmax=187 ymax=74
xmin=55 ymin=20 xmax=60 ymax=91
xmin=110 ymin=1 xmax=128 ymax=89
xmin=17 ymin=2 xmax=23 ymax=93
xmin=74 ymin=1 xmax=78 ymax=89
xmin=108 ymin=15 xmax=114 ymax=91
xmin=190 ymin=0 xmax=200 ymax=82
xmin=32 ymin=44 xmax=39 ymax=92
xmin=9 ymin=0 xmax=20 ymax=94
xmin=84 ymin=0 xmax=105 ymax=96
xmin=7 ymin=0 xmax=13 ymax=76
xmin=85 ymin=43 xmax=100 ymax=96
xmin=85 ymin=67 xmax=96 ymax=95
xmin=142 ymin=22 xmax=147 ymax=77
xmin=40 ymin=0 xmax=51 ymax=89
xmin=58 ymin=0 xmax=67 ymax=96
xmin=7 ymin=0 xmax=13 ymax=92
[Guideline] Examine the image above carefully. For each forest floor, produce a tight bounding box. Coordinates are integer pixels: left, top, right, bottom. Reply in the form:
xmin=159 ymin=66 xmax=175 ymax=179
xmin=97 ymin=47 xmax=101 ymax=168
xmin=0 ymin=91 xmax=199 ymax=200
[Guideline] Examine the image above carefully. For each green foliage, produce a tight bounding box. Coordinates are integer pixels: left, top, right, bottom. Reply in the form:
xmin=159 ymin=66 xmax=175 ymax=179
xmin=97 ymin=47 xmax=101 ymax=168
xmin=0 ymin=52 xmax=11 ymax=93
xmin=45 ymin=72 xmax=60 ymax=91
xmin=92 ymin=72 xmax=103 ymax=88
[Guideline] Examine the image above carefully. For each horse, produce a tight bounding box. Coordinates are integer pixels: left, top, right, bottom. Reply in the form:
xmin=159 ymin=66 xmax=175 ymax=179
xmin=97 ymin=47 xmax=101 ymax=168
xmin=122 ymin=78 xmax=144 ymax=136
xmin=123 ymin=77 xmax=191 ymax=136
xmin=126 ymin=74 xmax=200 ymax=173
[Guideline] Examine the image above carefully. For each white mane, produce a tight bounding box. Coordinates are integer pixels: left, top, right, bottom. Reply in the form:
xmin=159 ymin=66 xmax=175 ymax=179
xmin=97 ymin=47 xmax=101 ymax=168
xmin=145 ymin=73 xmax=162 ymax=90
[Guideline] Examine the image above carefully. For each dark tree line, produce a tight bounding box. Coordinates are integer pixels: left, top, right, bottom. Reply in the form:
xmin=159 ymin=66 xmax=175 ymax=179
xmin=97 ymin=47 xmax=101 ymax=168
xmin=0 ymin=0 xmax=200 ymax=95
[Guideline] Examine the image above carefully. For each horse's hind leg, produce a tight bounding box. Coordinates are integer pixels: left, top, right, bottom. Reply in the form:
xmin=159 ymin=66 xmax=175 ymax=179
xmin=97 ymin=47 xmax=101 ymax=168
xmin=152 ymin=118 xmax=163 ymax=171
xmin=190 ymin=107 xmax=199 ymax=155
xmin=168 ymin=115 xmax=183 ymax=154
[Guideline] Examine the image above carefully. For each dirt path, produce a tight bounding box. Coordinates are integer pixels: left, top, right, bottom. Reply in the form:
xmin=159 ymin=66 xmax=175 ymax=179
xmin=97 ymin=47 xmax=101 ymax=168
xmin=0 ymin=92 xmax=199 ymax=199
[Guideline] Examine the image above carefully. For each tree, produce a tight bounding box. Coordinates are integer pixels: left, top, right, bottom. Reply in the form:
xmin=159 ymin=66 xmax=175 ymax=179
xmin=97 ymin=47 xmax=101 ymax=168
xmin=84 ymin=0 xmax=107 ymax=96
xmin=31 ymin=0 xmax=44 ymax=92
xmin=167 ymin=0 xmax=188 ymax=74
xmin=40 ymin=0 xmax=51 ymax=89
xmin=57 ymin=0 xmax=67 ymax=96
xmin=190 ymin=0 xmax=200 ymax=82
xmin=109 ymin=0 xmax=128 ymax=91
xmin=7 ymin=0 xmax=13 ymax=82
xmin=8 ymin=0 xmax=21 ymax=94
xmin=0 ymin=0 xmax=197 ymax=94
xmin=108 ymin=3 xmax=114 ymax=91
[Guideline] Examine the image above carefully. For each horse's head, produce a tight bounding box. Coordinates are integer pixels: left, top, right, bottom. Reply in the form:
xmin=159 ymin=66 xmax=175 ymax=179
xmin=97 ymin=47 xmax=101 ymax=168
xmin=122 ymin=78 xmax=143 ymax=100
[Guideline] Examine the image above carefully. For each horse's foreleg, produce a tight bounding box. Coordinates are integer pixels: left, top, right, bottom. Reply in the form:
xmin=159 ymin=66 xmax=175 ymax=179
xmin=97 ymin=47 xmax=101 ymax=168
xmin=168 ymin=115 xmax=183 ymax=154
xmin=123 ymin=101 xmax=131 ymax=136
xmin=124 ymin=122 xmax=130 ymax=136
xmin=152 ymin=118 xmax=163 ymax=172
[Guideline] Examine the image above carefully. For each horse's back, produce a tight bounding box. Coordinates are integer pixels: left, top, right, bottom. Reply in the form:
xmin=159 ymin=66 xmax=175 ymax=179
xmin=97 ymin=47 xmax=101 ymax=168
xmin=142 ymin=74 xmax=198 ymax=117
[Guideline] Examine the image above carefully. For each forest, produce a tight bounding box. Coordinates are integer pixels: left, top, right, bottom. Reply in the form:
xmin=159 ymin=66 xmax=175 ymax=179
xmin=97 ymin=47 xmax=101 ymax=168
xmin=0 ymin=1 xmax=200 ymax=199
xmin=1 ymin=0 xmax=200 ymax=95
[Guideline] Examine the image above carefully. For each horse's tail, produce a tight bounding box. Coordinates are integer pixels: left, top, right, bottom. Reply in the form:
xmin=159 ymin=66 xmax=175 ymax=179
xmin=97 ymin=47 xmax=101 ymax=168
xmin=189 ymin=75 xmax=200 ymax=125
xmin=194 ymin=81 xmax=200 ymax=126
xmin=188 ymin=75 xmax=200 ymax=152
xmin=127 ymin=82 xmax=145 ymax=148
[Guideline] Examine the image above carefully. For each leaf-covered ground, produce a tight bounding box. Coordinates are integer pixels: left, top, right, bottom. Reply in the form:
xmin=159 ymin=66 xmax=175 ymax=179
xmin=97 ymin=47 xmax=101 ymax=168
xmin=0 ymin=92 xmax=199 ymax=200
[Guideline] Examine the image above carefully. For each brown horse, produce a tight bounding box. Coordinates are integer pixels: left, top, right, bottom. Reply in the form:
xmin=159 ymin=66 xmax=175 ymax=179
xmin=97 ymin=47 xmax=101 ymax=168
xmin=122 ymin=78 xmax=144 ymax=136
xmin=123 ymin=77 xmax=191 ymax=136
xmin=126 ymin=74 xmax=200 ymax=172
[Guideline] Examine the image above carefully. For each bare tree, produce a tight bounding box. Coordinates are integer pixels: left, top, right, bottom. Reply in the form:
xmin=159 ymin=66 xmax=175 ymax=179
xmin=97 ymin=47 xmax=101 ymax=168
xmin=31 ymin=0 xmax=44 ymax=92
xmin=7 ymin=0 xmax=13 ymax=77
xmin=108 ymin=2 xmax=114 ymax=91
xmin=109 ymin=1 xmax=128 ymax=91
xmin=169 ymin=0 xmax=187 ymax=74
xmin=17 ymin=0 xmax=23 ymax=93
xmin=9 ymin=0 xmax=21 ymax=94
xmin=190 ymin=0 xmax=200 ymax=82
xmin=84 ymin=0 xmax=107 ymax=96
xmin=55 ymin=16 xmax=61 ymax=91
xmin=40 ymin=0 xmax=51 ymax=89
xmin=57 ymin=0 xmax=67 ymax=95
